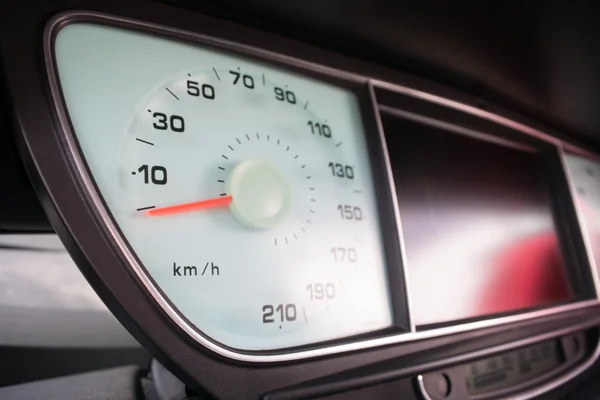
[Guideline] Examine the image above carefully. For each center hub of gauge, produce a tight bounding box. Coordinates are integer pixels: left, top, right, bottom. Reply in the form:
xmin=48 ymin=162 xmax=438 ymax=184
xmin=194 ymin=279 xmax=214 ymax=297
xmin=226 ymin=159 xmax=292 ymax=230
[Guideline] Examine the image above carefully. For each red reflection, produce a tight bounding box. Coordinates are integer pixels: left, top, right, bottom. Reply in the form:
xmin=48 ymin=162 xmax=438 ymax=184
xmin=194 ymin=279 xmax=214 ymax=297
xmin=482 ymin=233 xmax=572 ymax=315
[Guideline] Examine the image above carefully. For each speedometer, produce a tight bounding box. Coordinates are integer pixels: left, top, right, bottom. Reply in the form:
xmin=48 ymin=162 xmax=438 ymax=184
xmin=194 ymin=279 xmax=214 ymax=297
xmin=51 ymin=22 xmax=406 ymax=353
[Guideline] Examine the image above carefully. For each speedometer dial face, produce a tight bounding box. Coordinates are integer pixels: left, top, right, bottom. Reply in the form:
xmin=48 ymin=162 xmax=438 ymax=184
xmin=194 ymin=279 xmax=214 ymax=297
xmin=53 ymin=23 xmax=396 ymax=351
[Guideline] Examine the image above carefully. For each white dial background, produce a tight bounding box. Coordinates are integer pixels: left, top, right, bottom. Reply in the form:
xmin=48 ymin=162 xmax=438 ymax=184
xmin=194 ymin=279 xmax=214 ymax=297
xmin=54 ymin=23 xmax=393 ymax=350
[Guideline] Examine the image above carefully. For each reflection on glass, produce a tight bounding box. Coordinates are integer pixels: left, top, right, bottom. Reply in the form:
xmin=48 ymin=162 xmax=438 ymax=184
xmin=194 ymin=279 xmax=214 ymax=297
xmin=383 ymin=115 xmax=573 ymax=325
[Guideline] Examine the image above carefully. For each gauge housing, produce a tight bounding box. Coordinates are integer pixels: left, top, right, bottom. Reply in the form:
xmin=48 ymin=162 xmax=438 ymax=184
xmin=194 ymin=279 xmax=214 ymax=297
xmin=2 ymin=3 xmax=600 ymax=399
xmin=48 ymin=20 xmax=410 ymax=354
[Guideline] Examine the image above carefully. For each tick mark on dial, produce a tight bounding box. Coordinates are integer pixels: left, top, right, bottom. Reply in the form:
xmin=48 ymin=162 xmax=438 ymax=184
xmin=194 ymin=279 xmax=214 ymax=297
xmin=303 ymin=307 xmax=308 ymax=322
xmin=187 ymin=73 xmax=191 ymax=77
xmin=286 ymin=146 xmax=290 ymax=151
xmin=246 ymin=134 xmax=250 ymax=141
xmin=309 ymin=210 xmax=315 ymax=214
xmin=136 ymin=206 xmax=156 ymax=212
xmin=236 ymin=138 xmax=241 ymax=144
xmin=277 ymin=139 xmax=280 ymax=145
xmin=309 ymin=187 xmax=314 ymax=190
xmin=217 ymin=180 xmax=225 ymax=183
xmin=304 ymin=101 xmax=309 ymax=110
xmin=147 ymin=109 xmax=151 ymax=113
xmin=294 ymin=155 xmax=299 ymax=159
xmin=212 ymin=67 xmax=221 ymax=80
xmin=256 ymin=132 xmax=260 ymax=140
xmin=335 ymin=142 xmax=343 ymax=147
xmin=166 ymin=88 xmax=179 ymax=100
xmin=306 ymin=176 xmax=311 ymax=179
xmin=131 ymin=172 xmax=136 ymax=175
xmin=228 ymin=145 xmax=234 ymax=151
xmin=354 ymin=189 xmax=363 ymax=194
xmin=218 ymin=167 xmax=225 ymax=171
xmin=274 ymin=238 xmax=278 ymax=246
xmin=262 ymin=73 xmax=266 ymax=86
xmin=136 ymin=138 xmax=154 ymax=146
xmin=311 ymin=199 xmax=316 ymax=202
xmin=222 ymin=154 xmax=229 ymax=160
xmin=220 ymin=193 xmax=227 ymax=196
xmin=306 ymin=219 xmax=312 ymax=224
xmin=285 ymin=237 xmax=288 ymax=244
xmin=279 ymin=325 xmax=282 ymax=329
xmin=294 ymin=233 xmax=298 ymax=240
xmin=301 ymin=165 xmax=306 ymax=169
xmin=301 ymin=227 xmax=306 ymax=233
xmin=267 ymin=135 xmax=270 ymax=141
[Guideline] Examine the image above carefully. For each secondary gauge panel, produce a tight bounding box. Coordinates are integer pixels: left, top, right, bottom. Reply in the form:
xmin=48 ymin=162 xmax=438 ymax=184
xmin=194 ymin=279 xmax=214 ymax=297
xmin=564 ymin=153 xmax=600 ymax=283
xmin=51 ymin=22 xmax=406 ymax=352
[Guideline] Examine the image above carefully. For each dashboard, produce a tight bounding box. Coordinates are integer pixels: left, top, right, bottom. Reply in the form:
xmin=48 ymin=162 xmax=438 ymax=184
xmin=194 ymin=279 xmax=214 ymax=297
xmin=3 ymin=2 xmax=600 ymax=400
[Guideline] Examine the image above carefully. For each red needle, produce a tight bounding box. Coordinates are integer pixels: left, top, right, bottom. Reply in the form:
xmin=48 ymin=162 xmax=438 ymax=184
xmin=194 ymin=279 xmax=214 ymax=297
xmin=146 ymin=195 xmax=233 ymax=217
